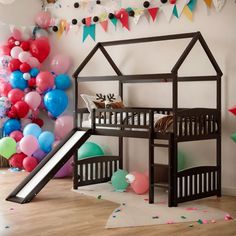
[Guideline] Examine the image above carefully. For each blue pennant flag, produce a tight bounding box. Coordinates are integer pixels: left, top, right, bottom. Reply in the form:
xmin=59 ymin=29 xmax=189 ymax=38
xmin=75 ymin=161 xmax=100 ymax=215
xmin=110 ymin=17 xmax=118 ymax=27
xmin=83 ymin=24 xmax=96 ymax=42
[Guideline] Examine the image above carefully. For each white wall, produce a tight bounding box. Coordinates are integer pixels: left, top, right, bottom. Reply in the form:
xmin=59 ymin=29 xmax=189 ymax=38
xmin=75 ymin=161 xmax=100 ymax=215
xmin=0 ymin=0 xmax=236 ymax=195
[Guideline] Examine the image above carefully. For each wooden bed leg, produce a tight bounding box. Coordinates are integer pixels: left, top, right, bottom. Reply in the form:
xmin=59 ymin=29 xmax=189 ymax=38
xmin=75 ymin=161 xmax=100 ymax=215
xmin=73 ymin=149 xmax=78 ymax=190
xmin=119 ymin=137 xmax=123 ymax=169
xmin=217 ymin=137 xmax=221 ymax=197
xmin=149 ymin=137 xmax=154 ymax=204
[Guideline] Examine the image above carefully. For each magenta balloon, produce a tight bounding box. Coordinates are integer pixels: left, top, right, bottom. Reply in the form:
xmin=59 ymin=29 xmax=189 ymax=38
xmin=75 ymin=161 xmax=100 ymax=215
xmin=50 ymin=54 xmax=70 ymax=74
xmin=54 ymin=115 xmax=73 ymax=139
xmin=19 ymin=135 xmax=39 ymax=156
xmin=54 ymin=158 xmax=72 ymax=178
xmin=35 ymin=11 xmax=51 ymax=29
xmin=33 ymin=148 xmax=46 ymax=162
xmin=25 ymin=91 xmax=41 ymax=110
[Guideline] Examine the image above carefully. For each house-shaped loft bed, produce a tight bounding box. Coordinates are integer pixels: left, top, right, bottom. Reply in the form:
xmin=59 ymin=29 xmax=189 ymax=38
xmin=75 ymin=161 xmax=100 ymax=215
xmin=73 ymin=31 xmax=222 ymax=207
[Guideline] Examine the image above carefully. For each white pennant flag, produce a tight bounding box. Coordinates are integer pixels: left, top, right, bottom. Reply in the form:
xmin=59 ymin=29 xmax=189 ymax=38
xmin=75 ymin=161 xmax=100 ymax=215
xmin=133 ymin=14 xmax=142 ymax=25
xmin=213 ymin=0 xmax=225 ymax=12
xmin=161 ymin=4 xmax=175 ymax=22
xmin=175 ymin=0 xmax=190 ymax=17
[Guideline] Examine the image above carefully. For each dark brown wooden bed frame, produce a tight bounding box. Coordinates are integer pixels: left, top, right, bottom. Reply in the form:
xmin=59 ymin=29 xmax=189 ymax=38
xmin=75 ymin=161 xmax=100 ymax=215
xmin=72 ymin=31 xmax=222 ymax=207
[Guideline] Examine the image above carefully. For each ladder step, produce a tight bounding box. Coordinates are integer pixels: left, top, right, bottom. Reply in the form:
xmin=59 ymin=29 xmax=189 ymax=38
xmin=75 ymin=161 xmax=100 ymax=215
xmin=154 ymin=182 xmax=169 ymax=188
xmin=152 ymin=144 xmax=169 ymax=148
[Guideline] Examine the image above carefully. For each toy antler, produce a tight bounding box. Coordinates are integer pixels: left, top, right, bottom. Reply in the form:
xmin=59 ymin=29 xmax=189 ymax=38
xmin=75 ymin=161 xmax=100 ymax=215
xmin=107 ymin=93 xmax=116 ymax=102
xmin=96 ymin=93 xmax=106 ymax=102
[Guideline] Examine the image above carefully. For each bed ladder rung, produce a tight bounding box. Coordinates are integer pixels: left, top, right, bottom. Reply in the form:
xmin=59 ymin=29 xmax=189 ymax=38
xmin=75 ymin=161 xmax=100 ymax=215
xmin=152 ymin=144 xmax=169 ymax=148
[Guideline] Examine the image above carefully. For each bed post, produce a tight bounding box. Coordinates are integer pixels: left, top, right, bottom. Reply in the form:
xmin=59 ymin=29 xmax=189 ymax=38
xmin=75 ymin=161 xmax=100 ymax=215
xmin=118 ymin=81 xmax=123 ymax=169
xmin=149 ymin=110 xmax=154 ymax=204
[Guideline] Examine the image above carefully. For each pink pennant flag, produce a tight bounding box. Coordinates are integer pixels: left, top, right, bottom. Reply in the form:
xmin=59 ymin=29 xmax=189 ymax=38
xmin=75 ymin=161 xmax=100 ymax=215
xmin=148 ymin=7 xmax=159 ymax=21
xmin=85 ymin=17 xmax=92 ymax=27
xmin=100 ymin=20 xmax=108 ymax=32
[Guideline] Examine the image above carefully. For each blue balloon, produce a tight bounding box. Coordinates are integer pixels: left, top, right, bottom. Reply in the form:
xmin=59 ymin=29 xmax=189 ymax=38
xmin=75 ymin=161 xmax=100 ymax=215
xmin=23 ymin=123 xmax=42 ymax=138
xmin=38 ymin=131 xmax=55 ymax=153
xmin=55 ymin=74 xmax=71 ymax=90
xmin=44 ymin=89 xmax=68 ymax=118
xmin=10 ymin=71 xmax=28 ymax=90
xmin=30 ymin=68 xmax=40 ymax=77
xmin=3 ymin=119 xmax=21 ymax=135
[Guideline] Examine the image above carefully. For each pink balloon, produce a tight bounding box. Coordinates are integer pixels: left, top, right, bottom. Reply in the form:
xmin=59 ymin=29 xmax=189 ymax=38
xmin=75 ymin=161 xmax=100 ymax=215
xmin=35 ymin=11 xmax=51 ymax=29
xmin=50 ymin=54 xmax=70 ymax=74
xmin=18 ymin=51 xmax=31 ymax=63
xmin=27 ymin=57 xmax=40 ymax=68
xmin=19 ymin=135 xmax=39 ymax=156
xmin=11 ymin=28 xmax=22 ymax=41
xmin=0 ymin=45 xmax=11 ymax=56
xmin=36 ymin=71 xmax=54 ymax=93
xmin=10 ymin=130 xmax=24 ymax=142
xmin=54 ymin=115 xmax=73 ymax=139
xmin=0 ymin=82 xmax=12 ymax=96
xmin=10 ymin=46 xmax=23 ymax=59
xmin=128 ymin=172 xmax=149 ymax=195
xmin=25 ymin=91 xmax=41 ymax=110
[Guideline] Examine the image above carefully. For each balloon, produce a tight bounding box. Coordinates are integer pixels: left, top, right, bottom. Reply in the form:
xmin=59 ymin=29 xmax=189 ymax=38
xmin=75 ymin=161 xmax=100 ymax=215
xmin=20 ymin=135 xmax=39 ymax=156
xmin=23 ymin=72 xmax=31 ymax=80
xmin=30 ymin=37 xmax=50 ymax=63
xmin=11 ymin=27 xmax=22 ymax=41
xmin=8 ymin=37 xmax=16 ymax=49
xmin=126 ymin=172 xmax=149 ymax=195
xmin=111 ymin=169 xmax=129 ymax=191
xmin=0 ymin=45 xmax=10 ymax=56
xmin=8 ymin=58 xmax=21 ymax=72
xmin=36 ymin=71 xmax=54 ymax=93
xmin=28 ymin=78 xmax=36 ymax=88
xmin=19 ymin=62 xmax=31 ymax=73
xmin=55 ymin=74 xmax=71 ymax=90
xmin=0 ymin=55 xmax=12 ymax=69
xmin=0 ymin=82 xmax=12 ymax=96
xmin=25 ymin=91 xmax=41 ymax=111
xmin=44 ymin=89 xmax=68 ymax=118
xmin=9 ymin=153 xmax=26 ymax=168
xmin=23 ymin=123 xmax=42 ymax=138
xmin=35 ymin=11 xmax=51 ymax=29
xmin=13 ymin=101 xmax=29 ymax=118
xmin=20 ymin=41 xmax=30 ymax=51
xmin=10 ymin=71 xmax=28 ymax=90
xmin=38 ymin=131 xmax=55 ymax=153
xmin=32 ymin=118 xmax=44 ymax=127
xmin=10 ymin=46 xmax=23 ymax=59
xmin=8 ymin=88 xmax=24 ymax=104
xmin=18 ymin=51 xmax=31 ymax=63
xmin=23 ymin=156 xmax=38 ymax=172
xmin=0 ymin=137 xmax=16 ymax=159
xmin=78 ymin=142 xmax=104 ymax=160
xmin=30 ymin=68 xmax=40 ymax=77
xmin=54 ymin=115 xmax=73 ymax=139
xmin=27 ymin=56 xmax=40 ymax=68
xmin=54 ymin=159 xmax=72 ymax=178
xmin=3 ymin=118 xmax=21 ymax=135
xmin=178 ymin=150 xmax=186 ymax=171
xmin=33 ymin=148 xmax=46 ymax=162
xmin=35 ymin=29 xmax=49 ymax=39
xmin=50 ymin=54 xmax=70 ymax=74
xmin=9 ymin=130 xmax=23 ymax=142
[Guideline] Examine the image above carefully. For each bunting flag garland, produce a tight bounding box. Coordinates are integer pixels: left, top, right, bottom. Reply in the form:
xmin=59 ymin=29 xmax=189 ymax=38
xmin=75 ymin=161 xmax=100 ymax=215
xmin=115 ymin=8 xmax=129 ymax=30
xmin=173 ymin=5 xmax=178 ymax=18
xmin=161 ymin=3 xmax=175 ymax=22
xmin=204 ymin=0 xmax=212 ymax=8
xmin=83 ymin=24 xmax=95 ymax=42
xmin=148 ymin=7 xmax=159 ymax=22
xmin=100 ymin=20 xmax=108 ymax=32
xmin=213 ymin=0 xmax=225 ymax=12
xmin=110 ymin=17 xmax=118 ymax=27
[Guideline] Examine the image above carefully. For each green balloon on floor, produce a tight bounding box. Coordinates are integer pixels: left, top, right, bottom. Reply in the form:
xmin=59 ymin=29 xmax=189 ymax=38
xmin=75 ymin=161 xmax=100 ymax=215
xmin=111 ymin=169 xmax=129 ymax=191
xmin=231 ymin=133 xmax=236 ymax=142
xmin=78 ymin=141 xmax=104 ymax=160
xmin=178 ymin=150 xmax=186 ymax=171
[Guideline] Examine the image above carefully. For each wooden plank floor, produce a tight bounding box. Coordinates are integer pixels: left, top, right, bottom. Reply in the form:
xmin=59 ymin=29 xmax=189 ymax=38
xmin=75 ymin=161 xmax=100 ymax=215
xmin=0 ymin=169 xmax=236 ymax=236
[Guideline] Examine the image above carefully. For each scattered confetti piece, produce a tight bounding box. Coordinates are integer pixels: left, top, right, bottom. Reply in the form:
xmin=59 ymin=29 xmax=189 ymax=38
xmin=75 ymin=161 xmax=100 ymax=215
xmin=97 ymin=195 xmax=102 ymax=199
xmin=181 ymin=216 xmax=187 ymax=219
xmin=144 ymin=198 xmax=149 ymax=201
xmin=186 ymin=207 xmax=198 ymax=211
xmin=188 ymin=224 xmax=194 ymax=227
xmin=115 ymin=209 xmax=121 ymax=213
xmin=10 ymin=208 xmax=14 ymax=211
xmin=166 ymin=220 xmax=174 ymax=224
xmin=224 ymin=214 xmax=233 ymax=221
xmin=122 ymin=203 xmax=126 ymax=206
xmin=158 ymin=201 xmax=166 ymax=204
xmin=152 ymin=216 xmax=159 ymax=219
xmin=197 ymin=219 xmax=203 ymax=224
xmin=5 ymin=226 xmax=10 ymax=229
xmin=202 ymin=210 xmax=208 ymax=213
xmin=9 ymin=168 xmax=21 ymax=172
xmin=211 ymin=219 xmax=216 ymax=223
xmin=202 ymin=219 xmax=208 ymax=224
xmin=112 ymin=215 xmax=116 ymax=218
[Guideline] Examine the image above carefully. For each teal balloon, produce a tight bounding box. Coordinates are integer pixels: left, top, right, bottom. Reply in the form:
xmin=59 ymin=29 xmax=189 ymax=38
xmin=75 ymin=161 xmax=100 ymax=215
xmin=111 ymin=169 xmax=129 ymax=191
xmin=23 ymin=123 xmax=42 ymax=138
xmin=10 ymin=71 xmax=28 ymax=90
xmin=38 ymin=131 xmax=55 ymax=153
xmin=78 ymin=142 xmax=104 ymax=160
xmin=3 ymin=119 xmax=21 ymax=135
xmin=44 ymin=89 xmax=68 ymax=118
xmin=178 ymin=150 xmax=186 ymax=171
xmin=231 ymin=133 xmax=236 ymax=142
xmin=55 ymin=74 xmax=71 ymax=90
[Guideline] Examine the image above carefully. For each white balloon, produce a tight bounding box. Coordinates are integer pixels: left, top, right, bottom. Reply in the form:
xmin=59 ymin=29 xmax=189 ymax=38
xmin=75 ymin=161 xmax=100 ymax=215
xmin=10 ymin=46 xmax=23 ymax=59
xmin=126 ymin=174 xmax=136 ymax=184
xmin=23 ymin=73 xmax=31 ymax=81
xmin=18 ymin=51 xmax=31 ymax=63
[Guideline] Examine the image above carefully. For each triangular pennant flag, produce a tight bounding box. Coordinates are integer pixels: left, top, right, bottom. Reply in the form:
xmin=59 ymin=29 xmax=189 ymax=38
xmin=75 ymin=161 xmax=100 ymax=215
xmin=83 ymin=24 xmax=96 ymax=42
xmin=143 ymin=9 xmax=150 ymax=22
xmin=110 ymin=17 xmax=118 ymax=27
xmin=148 ymin=7 xmax=159 ymax=22
xmin=204 ymin=0 xmax=212 ymax=8
xmin=183 ymin=5 xmax=193 ymax=21
xmin=133 ymin=14 xmax=141 ymax=25
xmin=229 ymin=106 xmax=236 ymax=116
xmin=115 ymin=9 xmax=129 ymax=30
xmin=100 ymin=20 xmax=108 ymax=32
xmin=175 ymin=0 xmax=190 ymax=18
xmin=173 ymin=5 xmax=178 ymax=18
xmin=188 ymin=0 xmax=197 ymax=12
xmin=85 ymin=17 xmax=92 ymax=27
xmin=231 ymin=133 xmax=236 ymax=142
xmin=65 ymin=22 xmax=70 ymax=34
xmin=99 ymin=12 xmax=107 ymax=22
xmin=213 ymin=0 xmax=225 ymax=12
xmin=161 ymin=4 xmax=175 ymax=22
xmin=87 ymin=1 xmax=96 ymax=13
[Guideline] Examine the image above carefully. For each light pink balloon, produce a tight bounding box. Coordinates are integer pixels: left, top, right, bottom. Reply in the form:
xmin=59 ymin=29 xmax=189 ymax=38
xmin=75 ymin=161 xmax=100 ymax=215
xmin=27 ymin=57 xmax=40 ymax=68
xmin=50 ymin=54 xmax=70 ymax=75
xmin=18 ymin=51 xmax=31 ymax=63
xmin=35 ymin=11 xmax=51 ymax=29
xmin=0 ymin=45 xmax=10 ymax=56
xmin=129 ymin=172 xmax=149 ymax=195
xmin=19 ymin=135 xmax=39 ymax=156
xmin=25 ymin=91 xmax=41 ymax=111
xmin=54 ymin=115 xmax=73 ymax=139
xmin=10 ymin=46 xmax=23 ymax=59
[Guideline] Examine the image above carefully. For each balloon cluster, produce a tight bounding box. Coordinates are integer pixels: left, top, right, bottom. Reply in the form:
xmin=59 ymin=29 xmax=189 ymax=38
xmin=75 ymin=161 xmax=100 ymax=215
xmin=0 ymin=30 xmax=72 ymax=175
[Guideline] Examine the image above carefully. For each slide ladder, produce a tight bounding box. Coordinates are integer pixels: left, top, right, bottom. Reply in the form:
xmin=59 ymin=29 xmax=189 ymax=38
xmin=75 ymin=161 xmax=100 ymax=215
xmin=6 ymin=128 xmax=92 ymax=204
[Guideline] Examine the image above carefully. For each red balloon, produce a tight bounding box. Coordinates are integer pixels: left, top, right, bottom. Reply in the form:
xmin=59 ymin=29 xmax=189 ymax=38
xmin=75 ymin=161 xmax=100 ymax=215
xmin=30 ymin=37 xmax=50 ymax=63
xmin=9 ymin=153 xmax=27 ymax=169
xmin=13 ymin=101 xmax=29 ymax=118
xmin=23 ymin=156 xmax=38 ymax=172
xmin=8 ymin=88 xmax=24 ymax=104
xmin=20 ymin=62 xmax=31 ymax=73
xmin=0 ymin=82 xmax=12 ymax=96
xmin=6 ymin=106 xmax=17 ymax=118
xmin=28 ymin=78 xmax=36 ymax=88
xmin=20 ymin=41 xmax=30 ymax=51
xmin=8 ymin=58 xmax=22 ymax=72
xmin=32 ymin=118 xmax=44 ymax=127
xmin=10 ymin=130 xmax=24 ymax=142
xmin=0 ymin=45 xmax=11 ymax=56
xmin=8 ymin=37 xmax=16 ymax=49
xmin=36 ymin=71 xmax=54 ymax=92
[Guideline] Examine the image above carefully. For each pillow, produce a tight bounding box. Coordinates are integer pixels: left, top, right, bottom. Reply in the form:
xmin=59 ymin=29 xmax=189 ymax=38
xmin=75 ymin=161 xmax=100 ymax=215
xmin=154 ymin=115 xmax=173 ymax=133
xmin=93 ymin=101 xmax=125 ymax=109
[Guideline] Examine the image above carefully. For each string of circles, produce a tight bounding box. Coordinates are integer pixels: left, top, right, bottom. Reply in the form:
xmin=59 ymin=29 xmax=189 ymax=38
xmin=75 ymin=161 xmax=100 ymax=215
xmin=51 ymin=0 xmax=177 ymax=32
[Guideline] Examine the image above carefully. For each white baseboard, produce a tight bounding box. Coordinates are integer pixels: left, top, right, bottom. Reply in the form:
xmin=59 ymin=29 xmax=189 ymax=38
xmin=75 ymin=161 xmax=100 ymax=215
xmin=222 ymin=186 xmax=236 ymax=196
